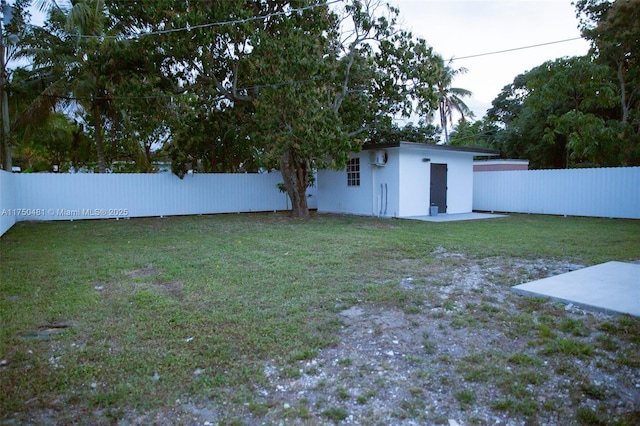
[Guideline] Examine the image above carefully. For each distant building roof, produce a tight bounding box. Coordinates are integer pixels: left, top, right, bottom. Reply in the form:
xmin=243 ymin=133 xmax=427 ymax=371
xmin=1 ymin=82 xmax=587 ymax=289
xmin=473 ymin=159 xmax=529 ymax=172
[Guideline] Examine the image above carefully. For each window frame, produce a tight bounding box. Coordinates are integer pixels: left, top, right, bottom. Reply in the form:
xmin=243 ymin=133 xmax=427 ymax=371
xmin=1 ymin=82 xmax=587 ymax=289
xmin=347 ymin=157 xmax=360 ymax=187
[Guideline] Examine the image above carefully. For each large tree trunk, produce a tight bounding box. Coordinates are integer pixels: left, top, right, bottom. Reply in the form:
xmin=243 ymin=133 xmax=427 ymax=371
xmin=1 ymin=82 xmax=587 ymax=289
xmin=93 ymin=103 xmax=106 ymax=173
xmin=280 ymin=147 xmax=310 ymax=219
xmin=616 ymin=60 xmax=638 ymax=165
xmin=0 ymin=18 xmax=11 ymax=171
xmin=1 ymin=90 xmax=11 ymax=171
xmin=617 ymin=61 xmax=629 ymax=124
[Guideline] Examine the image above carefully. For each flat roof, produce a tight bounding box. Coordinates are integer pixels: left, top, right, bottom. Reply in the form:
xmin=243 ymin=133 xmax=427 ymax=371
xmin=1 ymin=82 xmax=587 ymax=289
xmin=363 ymin=141 xmax=498 ymax=156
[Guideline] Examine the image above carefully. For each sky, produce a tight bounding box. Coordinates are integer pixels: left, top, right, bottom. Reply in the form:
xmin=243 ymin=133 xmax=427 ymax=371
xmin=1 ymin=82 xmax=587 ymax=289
xmin=389 ymin=0 xmax=591 ymax=121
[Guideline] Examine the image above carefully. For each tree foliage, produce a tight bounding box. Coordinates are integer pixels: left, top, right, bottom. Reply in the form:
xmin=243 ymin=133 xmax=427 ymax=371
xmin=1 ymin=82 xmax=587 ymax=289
xmin=12 ymin=0 xmax=636 ymax=183
xmin=11 ymin=0 xmax=448 ymax=217
xmin=576 ymin=0 xmax=639 ymax=121
xmin=475 ymin=0 xmax=640 ymax=169
xmin=366 ymin=117 xmax=439 ymax=145
xmin=482 ymin=0 xmax=639 ymax=169
xmin=7 ymin=0 xmax=167 ymax=172
xmin=109 ymin=0 xmax=442 ymax=217
xmin=448 ymin=118 xmax=499 ymax=150
xmin=1 ymin=0 xmax=34 ymax=169
xmin=486 ymin=55 xmax=632 ymax=168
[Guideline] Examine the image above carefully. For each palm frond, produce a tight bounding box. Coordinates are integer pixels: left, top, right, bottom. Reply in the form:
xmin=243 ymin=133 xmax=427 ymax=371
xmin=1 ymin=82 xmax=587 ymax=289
xmin=33 ymin=0 xmax=68 ymax=14
xmin=13 ymin=78 xmax=68 ymax=134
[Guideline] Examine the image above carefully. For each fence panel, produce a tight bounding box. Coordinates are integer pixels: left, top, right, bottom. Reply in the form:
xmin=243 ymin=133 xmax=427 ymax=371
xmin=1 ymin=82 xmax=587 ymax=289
xmin=473 ymin=167 xmax=640 ymax=219
xmin=8 ymin=172 xmax=305 ymax=224
xmin=0 ymin=170 xmax=16 ymax=236
xmin=3 ymin=166 xmax=635 ymax=238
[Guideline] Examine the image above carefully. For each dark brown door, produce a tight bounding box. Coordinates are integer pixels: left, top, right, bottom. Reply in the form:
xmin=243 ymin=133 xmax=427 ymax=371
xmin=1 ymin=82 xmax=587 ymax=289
xmin=430 ymin=163 xmax=447 ymax=213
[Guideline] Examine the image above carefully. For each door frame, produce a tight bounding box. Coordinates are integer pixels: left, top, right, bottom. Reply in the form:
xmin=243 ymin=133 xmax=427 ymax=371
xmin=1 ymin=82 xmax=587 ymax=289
xmin=430 ymin=163 xmax=447 ymax=213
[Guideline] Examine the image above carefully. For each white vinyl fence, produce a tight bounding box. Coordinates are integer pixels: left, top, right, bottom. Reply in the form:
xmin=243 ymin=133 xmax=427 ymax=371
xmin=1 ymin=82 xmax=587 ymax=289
xmin=0 ymin=171 xmax=16 ymax=236
xmin=1 ymin=166 xmax=638 ymax=238
xmin=473 ymin=167 xmax=640 ymax=219
xmin=0 ymin=171 xmax=317 ymax=237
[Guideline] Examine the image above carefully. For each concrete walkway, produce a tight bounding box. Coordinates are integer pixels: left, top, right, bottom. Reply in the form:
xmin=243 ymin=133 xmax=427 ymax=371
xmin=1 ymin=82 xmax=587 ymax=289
xmin=512 ymin=261 xmax=640 ymax=317
xmin=406 ymin=212 xmax=506 ymax=222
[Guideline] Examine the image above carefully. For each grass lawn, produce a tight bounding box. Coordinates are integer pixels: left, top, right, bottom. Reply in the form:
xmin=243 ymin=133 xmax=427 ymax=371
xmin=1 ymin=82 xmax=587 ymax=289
xmin=1 ymin=213 xmax=639 ymax=424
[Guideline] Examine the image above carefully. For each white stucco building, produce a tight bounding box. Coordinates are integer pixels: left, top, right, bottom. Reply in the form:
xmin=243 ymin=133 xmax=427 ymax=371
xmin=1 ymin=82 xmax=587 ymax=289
xmin=317 ymin=142 xmax=498 ymax=218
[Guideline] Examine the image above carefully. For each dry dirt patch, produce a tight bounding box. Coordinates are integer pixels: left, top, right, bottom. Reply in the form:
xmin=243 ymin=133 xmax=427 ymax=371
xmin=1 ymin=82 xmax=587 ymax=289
xmin=227 ymin=254 xmax=638 ymax=426
xmin=125 ymin=265 xmax=160 ymax=278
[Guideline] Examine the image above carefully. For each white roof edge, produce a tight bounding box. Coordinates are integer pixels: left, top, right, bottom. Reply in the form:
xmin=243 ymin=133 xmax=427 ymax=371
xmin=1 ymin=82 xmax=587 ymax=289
xmin=393 ymin=142 xmax=499 ymax=156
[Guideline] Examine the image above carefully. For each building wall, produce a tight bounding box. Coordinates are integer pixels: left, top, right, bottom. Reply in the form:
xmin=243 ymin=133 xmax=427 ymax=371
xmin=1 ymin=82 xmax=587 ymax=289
xmin=317 ymin=149 xmax=400 ymax=217
xmin=397 ymin=148 xmax=475 ymax=215
xmin=370 ymin=148 xmax=400 ymax=217
xmin=318 ymin=147 xmax=477 ymax=218
xmin=317 ymin=153 xmax=371 ymax=216
xmin=439 ymin=152 xmax=474 ymax=214
xmin=398 ymin=148 xmax=430 ymax=216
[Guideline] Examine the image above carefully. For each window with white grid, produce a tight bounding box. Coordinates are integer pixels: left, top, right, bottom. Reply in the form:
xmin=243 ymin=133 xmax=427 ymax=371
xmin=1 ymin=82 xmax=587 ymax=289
xmin=347 ymin=158 xmax=360 ymax=187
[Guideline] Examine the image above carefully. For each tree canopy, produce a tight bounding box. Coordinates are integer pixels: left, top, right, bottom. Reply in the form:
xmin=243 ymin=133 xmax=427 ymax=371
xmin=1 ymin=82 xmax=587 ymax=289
xmin=4 ymin=0 xmax=448 ymax=217
xmin=13 ymin=1 xmax=637 ymax=214
xmin=469 ymin=0 xmax=640 ymax=169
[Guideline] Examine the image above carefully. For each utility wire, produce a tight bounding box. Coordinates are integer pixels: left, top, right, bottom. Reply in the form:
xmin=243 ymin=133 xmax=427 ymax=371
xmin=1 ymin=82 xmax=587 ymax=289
xmin=34 ymin=36 xmax=587 ymax=102
xmin=47 ymin=0 xmax=343 ymax=40
xmin=451 ymin=37 xmax=584 ymax=61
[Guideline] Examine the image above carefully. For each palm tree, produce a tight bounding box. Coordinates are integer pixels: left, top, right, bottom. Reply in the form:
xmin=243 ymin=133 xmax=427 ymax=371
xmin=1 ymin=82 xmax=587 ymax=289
xmin=1 ymin=0 xmax=35 ymax=170
xmin=11 ymin=2 xmax=74 ymax=149
xmin=435 ymin=57 xmax=473 ymax=144
xmin=62 ymin=0 xmax=120 ymax=173
xmin=20 ymin=0 xmax=133 ymax=172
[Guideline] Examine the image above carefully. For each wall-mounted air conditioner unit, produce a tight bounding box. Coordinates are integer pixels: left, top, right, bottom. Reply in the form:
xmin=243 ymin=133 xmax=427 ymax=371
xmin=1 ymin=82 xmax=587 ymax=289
xmin=372 ymin=150 xmax=387 ymax=166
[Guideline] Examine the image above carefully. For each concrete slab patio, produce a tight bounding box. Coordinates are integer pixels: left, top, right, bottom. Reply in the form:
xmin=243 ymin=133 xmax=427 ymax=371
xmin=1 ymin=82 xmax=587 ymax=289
xmin=406 ymin=212 xmax=507 ymax=222
xmin=512 ymin=261 xmax=640 ymax=317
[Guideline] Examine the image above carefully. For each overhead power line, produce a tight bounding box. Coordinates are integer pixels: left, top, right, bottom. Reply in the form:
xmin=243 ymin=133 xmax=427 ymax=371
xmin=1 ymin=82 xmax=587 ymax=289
xmin=54 ymin=0 xmax=343 ymax=40
xmin=451 ymin=37 xmax=584 ymax=61
xmin=29 ymin=1 xmax=582 ymax=62
xmin=34 ymin=36 xmax=589 ymax=103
